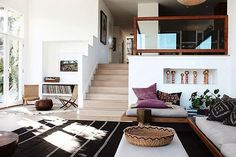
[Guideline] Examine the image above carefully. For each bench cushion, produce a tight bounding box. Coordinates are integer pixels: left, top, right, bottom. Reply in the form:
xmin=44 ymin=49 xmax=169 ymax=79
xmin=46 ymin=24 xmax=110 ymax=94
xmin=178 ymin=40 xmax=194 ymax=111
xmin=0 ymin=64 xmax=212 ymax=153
xmin=126 ymin=105 xmax=188 ymax=117
xmin=220 ymin=143 xmax=236 ymax=157
xmin=196 ymin=117 xmax=236 ymax=149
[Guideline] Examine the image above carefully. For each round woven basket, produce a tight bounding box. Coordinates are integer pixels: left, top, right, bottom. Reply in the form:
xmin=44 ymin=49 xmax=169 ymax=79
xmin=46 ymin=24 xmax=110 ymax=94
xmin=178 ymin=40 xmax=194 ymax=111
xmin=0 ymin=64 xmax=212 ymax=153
xmin=124 ymin=126 xmax=175 ymax=147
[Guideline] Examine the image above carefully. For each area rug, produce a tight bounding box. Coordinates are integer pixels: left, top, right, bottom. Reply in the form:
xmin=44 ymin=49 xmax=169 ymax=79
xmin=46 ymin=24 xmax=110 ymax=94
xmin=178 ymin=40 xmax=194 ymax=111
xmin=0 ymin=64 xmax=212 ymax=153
xmin=12 ymin=119 xmax=133 ymax=157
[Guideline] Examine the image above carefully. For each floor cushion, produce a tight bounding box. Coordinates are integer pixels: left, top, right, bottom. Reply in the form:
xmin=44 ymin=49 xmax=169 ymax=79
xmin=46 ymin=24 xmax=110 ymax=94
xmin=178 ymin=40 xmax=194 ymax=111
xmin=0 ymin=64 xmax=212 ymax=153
xmin=196 ymin=117 xmax=236 ymax=149
xmin=35 ymin=99 xmax=53 ymax=111
xmin=126 ymin=105 xmax=188 ymax=117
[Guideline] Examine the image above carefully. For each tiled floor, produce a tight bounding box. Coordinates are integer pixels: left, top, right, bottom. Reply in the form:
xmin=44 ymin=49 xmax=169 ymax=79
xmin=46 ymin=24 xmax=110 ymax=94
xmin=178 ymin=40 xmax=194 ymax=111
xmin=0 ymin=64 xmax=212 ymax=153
xmin=0 ymin=105 xmax=122 ymax=131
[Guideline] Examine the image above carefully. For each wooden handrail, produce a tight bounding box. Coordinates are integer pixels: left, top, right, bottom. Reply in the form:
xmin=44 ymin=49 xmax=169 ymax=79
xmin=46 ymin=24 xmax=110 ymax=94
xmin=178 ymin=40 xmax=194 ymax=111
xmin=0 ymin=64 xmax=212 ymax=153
xmin=133 ymin=15 xmax=228 ymax=55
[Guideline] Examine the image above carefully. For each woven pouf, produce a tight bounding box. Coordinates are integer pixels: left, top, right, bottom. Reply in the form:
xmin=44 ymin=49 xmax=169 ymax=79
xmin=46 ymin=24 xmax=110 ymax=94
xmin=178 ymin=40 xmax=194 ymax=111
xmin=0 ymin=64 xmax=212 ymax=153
xmin=35 ymin=99 xmax=53 ymax=111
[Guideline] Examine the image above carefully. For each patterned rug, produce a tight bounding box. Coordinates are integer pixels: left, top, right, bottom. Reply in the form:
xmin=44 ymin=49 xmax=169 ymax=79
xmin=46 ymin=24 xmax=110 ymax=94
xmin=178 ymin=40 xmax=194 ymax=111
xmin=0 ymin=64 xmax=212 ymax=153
xmin=12 ymin=119 xmax=133 ymax=157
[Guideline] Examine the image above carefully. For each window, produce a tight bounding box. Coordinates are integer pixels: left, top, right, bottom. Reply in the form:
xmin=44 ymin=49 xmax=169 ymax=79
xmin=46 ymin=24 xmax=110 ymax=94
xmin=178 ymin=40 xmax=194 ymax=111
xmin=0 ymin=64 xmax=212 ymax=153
xmin=0 ymin=4 xmax=23 ymax=104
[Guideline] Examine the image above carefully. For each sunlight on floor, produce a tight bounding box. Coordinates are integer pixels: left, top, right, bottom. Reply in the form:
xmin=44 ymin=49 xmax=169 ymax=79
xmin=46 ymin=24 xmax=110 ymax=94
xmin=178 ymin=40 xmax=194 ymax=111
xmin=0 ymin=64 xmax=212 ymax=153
xmin=6 ymin=106 xmax=34 ymax=115
xmin=63 ymin=122 xmax=107 ymax=140
xmin=44 ymin=131 xmax=81 ymax=153
xmin=41 ymin=116 xmax=67 ymax=126
xmin=17 ymin=118 xmax=50 ymax=135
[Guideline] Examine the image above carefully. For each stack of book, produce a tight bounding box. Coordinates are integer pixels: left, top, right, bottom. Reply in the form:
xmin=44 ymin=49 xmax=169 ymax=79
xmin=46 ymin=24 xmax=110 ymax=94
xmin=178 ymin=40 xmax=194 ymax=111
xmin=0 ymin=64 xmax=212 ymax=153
xmin=42 ymin=85 xmax=72 ymax=94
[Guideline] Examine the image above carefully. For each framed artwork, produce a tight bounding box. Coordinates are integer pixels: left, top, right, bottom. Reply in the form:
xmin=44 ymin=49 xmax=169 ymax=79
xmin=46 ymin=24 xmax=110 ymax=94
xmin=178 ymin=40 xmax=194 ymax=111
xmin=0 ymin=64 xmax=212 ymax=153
xmin=100 ymin=10 xmax=107 ymax=45
xmin=60 ymin=60 xmax=78 ymax=72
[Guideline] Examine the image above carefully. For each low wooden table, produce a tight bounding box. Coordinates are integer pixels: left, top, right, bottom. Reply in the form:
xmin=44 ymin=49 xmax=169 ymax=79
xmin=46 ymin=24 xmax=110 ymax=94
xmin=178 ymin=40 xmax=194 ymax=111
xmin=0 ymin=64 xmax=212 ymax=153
xmin=0 ymin=131 xmax=19 ymax=157
xmin=115 ymin=134 xmax=189 ymax=157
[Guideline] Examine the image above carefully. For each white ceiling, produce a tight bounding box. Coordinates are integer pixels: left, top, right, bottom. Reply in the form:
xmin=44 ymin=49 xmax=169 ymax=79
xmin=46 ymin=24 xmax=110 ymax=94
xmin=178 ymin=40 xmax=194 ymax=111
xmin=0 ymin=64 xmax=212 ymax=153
xmin=103 ymin=0 xmax=226 ymax=35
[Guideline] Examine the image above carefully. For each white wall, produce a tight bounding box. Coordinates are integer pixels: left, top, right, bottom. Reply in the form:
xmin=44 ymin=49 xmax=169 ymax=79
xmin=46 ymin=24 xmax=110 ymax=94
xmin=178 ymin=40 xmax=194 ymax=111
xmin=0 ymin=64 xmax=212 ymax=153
xmin=129 ymin=56 xmax=232 ymax=108
xmin=228 ymin=0 xmax=236 ymax=97
xmin=111 ymin=26 xmax=123 ymax=63
xmin=26 ymin=0 xmax=99 ymax=84
xmin=99 ymin=0 xmax=114 ymax=63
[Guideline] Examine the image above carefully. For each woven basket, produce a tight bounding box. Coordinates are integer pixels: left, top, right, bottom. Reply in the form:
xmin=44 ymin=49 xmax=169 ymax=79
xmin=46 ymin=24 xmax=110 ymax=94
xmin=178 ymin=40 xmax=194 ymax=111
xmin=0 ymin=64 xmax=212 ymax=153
xmin=124 ymin=126 xmax=175 ymax=147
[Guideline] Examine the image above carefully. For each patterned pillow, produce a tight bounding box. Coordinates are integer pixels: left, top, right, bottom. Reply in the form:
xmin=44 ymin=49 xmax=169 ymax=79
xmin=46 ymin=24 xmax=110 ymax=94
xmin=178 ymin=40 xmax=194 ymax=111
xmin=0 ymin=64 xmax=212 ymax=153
xmin=207 ymin=98 xmax=235 ymax=122
xmin=223 ymin=106 xmax=236 ymax=126
xmin=221 ymin=94 xmax=236 ymax=106
xmin=157 ymin=91 xmax=182 ymax=106
xmin=132 ymin=83 xmax=157 ymax=100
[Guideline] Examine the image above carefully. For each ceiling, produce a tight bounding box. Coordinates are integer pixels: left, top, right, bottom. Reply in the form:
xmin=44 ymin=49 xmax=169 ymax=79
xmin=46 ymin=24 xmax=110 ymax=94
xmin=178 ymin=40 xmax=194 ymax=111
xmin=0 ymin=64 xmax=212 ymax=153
xmin=103 ymin=0 xmax=227 ymax=35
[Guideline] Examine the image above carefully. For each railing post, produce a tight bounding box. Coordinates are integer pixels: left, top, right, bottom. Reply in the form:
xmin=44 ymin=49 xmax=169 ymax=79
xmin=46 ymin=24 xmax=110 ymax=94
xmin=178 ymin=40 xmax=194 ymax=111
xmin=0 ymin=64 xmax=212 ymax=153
xmin=224 ymin=15 xmax=228 ymax=55
xmin=133 ymin=16 xmax=137 ymax=55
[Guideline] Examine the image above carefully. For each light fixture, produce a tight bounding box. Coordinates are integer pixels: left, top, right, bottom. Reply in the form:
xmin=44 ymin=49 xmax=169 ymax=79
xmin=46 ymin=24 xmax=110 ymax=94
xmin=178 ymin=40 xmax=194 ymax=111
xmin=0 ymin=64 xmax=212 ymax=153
xmin=177 ymin=0 xmax=206 ymax=6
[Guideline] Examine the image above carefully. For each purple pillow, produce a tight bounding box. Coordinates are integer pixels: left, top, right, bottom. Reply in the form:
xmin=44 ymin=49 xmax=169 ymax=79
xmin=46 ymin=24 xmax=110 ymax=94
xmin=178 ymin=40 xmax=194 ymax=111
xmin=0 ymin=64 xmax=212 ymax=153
xmin=133 ymin=83 xmax=157 ymax=100
xmin=135 ymin=99 xmax=168 ymax=108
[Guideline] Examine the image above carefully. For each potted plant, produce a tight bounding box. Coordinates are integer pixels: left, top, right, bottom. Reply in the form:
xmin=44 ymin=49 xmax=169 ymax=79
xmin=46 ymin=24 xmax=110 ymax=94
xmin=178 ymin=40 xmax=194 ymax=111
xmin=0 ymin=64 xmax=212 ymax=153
xmin=189 ymin=89 xmax=221 ymax=114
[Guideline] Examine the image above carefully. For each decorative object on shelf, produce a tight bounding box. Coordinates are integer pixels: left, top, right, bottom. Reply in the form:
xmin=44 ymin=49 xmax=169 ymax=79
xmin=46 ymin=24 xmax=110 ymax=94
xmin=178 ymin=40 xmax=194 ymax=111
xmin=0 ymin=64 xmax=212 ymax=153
xmin=124 ymin=126 xmax=175 ymax=147
xmin=100 ymin=10 xmax=107 ymax=45
xmin=166 ymin=70 xmax=171 ymax=84
xmin=203 ymin=69 xmax=209 ymax=84
xmin=44 ymin=77 xmax=60 ymax=82
xmin=189 ymin=89 xmax=221 ymax=109
xmin=177 ymin=0 xmax=206 ymax=6
xmin=60 ymin=60 xmax=78 ymax=72
xmin=171 ymin=71 xmax=176 ymax=84
xmin=193 ymin=71 xmax=198 ymax=84
xmin=184 ymin=71 xmax=189 ymax=84
xmin=180 ymin=73 xmax=184 ymax=84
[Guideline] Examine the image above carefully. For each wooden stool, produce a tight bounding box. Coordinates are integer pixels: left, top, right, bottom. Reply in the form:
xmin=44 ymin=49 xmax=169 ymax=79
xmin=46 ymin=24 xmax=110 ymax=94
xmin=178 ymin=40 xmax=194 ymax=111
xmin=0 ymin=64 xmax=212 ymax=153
xmin=137 ymin=109 xmax=151 ymax=125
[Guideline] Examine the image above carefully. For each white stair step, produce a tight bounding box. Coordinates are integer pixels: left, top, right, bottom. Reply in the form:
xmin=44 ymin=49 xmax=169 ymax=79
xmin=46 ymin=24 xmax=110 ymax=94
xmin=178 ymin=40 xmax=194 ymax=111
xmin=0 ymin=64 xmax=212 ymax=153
xmin=86 ymin=93 xmax=128 ymax=101
xmin=94 ymin=74 xmax=128 ymax=81
xmin=79 ymin=109 xmax=125 ymax=117
xmin=83 ymin=100 xmax=128 ymax=109
xmin=97 ymin=69 xmax=128 ymax=75
xmin=98 ymin=64 xmax=128 ymax=70
xmin=92 ymin=80 xmax=128 ymax=87
xmin=89 ymin=87 xmax=128 ymax=94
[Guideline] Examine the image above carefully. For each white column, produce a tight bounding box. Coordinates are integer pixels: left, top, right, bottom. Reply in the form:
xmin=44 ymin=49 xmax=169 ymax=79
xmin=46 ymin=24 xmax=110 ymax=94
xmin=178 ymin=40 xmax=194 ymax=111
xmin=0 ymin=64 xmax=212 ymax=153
xmin=138 ymin=3 xmax=159 ymax=52
xmin=228 ymin=0 xmax=236 ymax=97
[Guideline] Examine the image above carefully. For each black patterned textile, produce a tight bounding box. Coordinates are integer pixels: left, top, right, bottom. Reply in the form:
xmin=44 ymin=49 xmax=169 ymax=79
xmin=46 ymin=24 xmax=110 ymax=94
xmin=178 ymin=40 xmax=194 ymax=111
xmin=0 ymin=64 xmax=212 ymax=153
xmin=223 ymin=106 xmax=236 ymax=126
xmin=207 ymin=95 xmax=235 ymax=122
xmin=12 ymin=120 xmax=133 ymax=157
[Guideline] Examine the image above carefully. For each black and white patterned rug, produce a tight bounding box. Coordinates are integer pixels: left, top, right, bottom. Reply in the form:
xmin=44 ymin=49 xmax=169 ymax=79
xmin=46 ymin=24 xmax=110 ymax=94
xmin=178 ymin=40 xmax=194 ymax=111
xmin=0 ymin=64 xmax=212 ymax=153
xmin=12 ymin=119 xmax=133 ymax=157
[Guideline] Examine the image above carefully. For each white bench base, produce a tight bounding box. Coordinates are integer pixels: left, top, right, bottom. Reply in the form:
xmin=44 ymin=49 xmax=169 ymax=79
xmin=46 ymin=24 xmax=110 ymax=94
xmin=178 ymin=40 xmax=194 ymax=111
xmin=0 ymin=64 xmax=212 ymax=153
xmin=115 ymin=134 xmax=189 ymax=157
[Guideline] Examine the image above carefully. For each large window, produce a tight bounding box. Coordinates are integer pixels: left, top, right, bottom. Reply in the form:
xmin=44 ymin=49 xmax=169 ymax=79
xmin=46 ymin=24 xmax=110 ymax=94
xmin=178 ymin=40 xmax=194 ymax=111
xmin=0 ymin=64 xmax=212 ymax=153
xmin=0 ymin=4 xmax=23 ymax=105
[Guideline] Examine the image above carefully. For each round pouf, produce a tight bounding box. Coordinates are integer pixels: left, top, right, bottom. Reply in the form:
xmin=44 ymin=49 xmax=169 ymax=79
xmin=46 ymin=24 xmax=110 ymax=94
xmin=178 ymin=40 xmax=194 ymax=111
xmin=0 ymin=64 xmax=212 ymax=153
xmin=0 ymin=131 xmax=19 ymax=157
xmin=35 ymin=99 xmax=53 ymax=111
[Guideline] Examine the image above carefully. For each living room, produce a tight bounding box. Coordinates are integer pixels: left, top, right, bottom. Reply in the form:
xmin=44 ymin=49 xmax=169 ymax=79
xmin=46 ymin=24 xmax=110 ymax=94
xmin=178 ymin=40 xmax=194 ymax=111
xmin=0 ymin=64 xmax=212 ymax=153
xmin=0 ymin=0 xmax=235 ymax=157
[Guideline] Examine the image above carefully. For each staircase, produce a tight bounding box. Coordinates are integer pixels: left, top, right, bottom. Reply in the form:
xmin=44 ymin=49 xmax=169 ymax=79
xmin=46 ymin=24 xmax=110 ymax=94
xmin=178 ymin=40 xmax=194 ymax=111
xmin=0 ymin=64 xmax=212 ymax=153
xmin=79 ymin=64 xmax=128 ymax=120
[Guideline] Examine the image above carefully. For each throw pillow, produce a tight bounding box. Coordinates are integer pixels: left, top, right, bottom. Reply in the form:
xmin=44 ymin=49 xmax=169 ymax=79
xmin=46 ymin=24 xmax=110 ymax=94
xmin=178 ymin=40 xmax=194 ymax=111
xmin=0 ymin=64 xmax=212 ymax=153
xmin=207 ymin=98 xmax=234 ymax=122
xmin=135 ymin=99 xmax=168 ymax=108
xmin=223 ymin=106 xmax=236 ymax=126
xmin=221 ymin=94 xmax=236 ymax=107
xmin=157 ymin=91 xmax=182 ymax=105
xmin=133 ymin=83 xmax=157 ymax=100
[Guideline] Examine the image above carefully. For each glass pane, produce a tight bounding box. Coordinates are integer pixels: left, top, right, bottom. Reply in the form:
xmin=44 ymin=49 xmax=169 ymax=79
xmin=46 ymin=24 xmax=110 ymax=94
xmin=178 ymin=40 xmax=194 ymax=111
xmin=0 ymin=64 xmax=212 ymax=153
xmin=0 ymin=6 xmax=5 ymax=33
xmin=0 ymin=38 xmax=4 ymax=103
xmin=9 ymin=40 xmax=21 ymax=102
xmin=137 ymin=19 xmax=225 ymax=50
xmin=7 ymin=9 xmax=23 ymax=37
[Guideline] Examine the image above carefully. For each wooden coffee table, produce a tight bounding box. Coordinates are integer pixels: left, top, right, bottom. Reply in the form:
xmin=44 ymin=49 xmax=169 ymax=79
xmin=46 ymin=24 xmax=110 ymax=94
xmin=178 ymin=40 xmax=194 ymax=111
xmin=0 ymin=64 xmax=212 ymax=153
xmin=115 ymin=134 xmax=189 ymax=157
xmin=0 ymin=131 xmax=19 ymax=157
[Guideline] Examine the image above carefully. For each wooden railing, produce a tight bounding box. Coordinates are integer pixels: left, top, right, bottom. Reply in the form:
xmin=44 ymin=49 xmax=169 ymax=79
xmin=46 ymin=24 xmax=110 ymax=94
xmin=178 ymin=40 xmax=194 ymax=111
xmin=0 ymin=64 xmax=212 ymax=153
xmin=133 ymin=15 xmax=228 ymax=55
